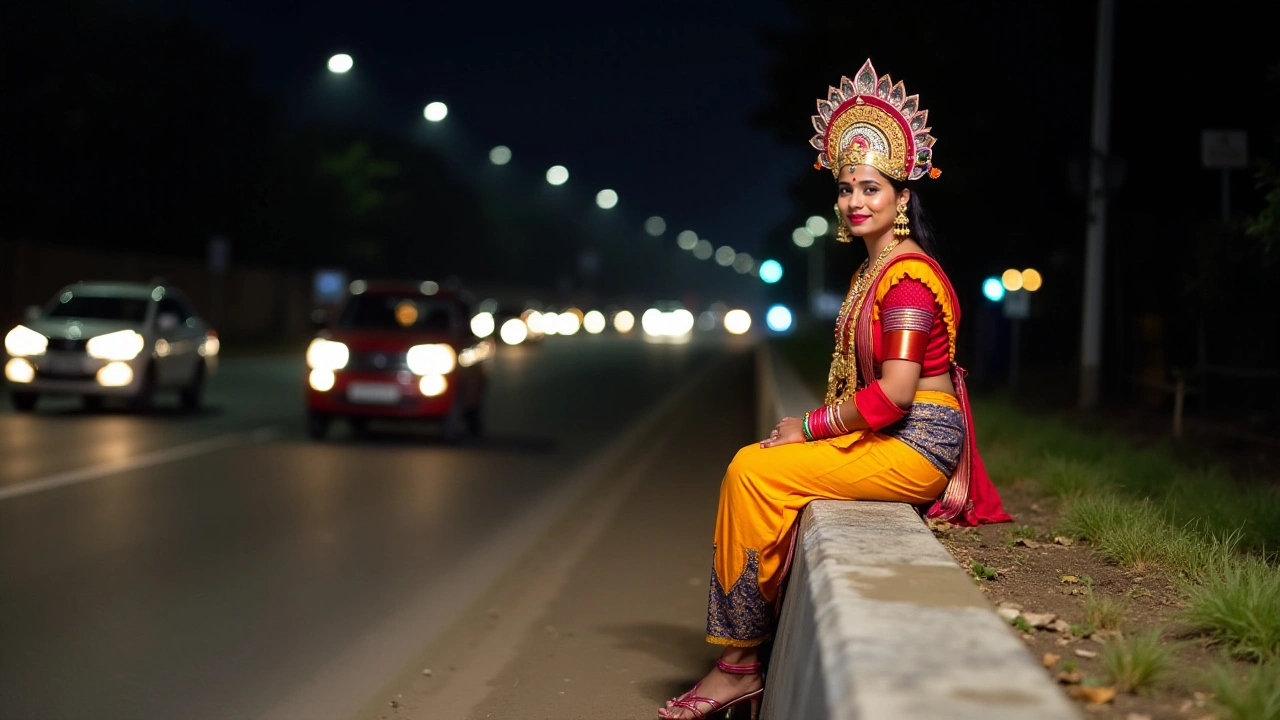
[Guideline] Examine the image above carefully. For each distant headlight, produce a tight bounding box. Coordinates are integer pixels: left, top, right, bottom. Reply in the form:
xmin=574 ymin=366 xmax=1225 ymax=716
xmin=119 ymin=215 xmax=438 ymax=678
xmin=86 ymin=330 xmax=145 ymax=361
xmin=306 ymin=338 xmax=350 ymax=371
xmin=406 ymin=343 xmax=457 ymax=375
xmin=4 ymin=325 xmax=48 ymax=357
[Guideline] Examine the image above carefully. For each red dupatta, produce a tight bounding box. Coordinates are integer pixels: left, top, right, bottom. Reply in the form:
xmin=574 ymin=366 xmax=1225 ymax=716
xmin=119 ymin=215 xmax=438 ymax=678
xmin=853 ymin=253 xmax=1012 ymax=526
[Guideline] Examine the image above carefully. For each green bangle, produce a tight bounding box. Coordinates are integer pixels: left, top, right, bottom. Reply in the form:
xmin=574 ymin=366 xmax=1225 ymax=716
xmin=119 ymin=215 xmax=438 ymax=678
xmin=802 ymin=412 xmax=814 ymax=442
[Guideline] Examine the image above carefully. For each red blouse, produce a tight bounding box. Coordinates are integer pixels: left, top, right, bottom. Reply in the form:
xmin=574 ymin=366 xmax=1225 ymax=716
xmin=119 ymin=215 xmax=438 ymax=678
xmin=872 ymin=278 xmax=951 ymax=377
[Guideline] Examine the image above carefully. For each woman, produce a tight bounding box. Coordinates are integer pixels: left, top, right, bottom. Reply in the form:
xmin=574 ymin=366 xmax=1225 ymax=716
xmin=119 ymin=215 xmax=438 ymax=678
xmin=658 ymin=59 xmax=1012 ymax=720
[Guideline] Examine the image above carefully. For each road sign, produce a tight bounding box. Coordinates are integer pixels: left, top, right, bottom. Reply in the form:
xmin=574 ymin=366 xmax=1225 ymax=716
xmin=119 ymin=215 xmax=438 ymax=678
xmin=1002 ymin=290 xmax=1030 ymax=319
xmin=1201 ymin=130 xmax=1248 ymax=169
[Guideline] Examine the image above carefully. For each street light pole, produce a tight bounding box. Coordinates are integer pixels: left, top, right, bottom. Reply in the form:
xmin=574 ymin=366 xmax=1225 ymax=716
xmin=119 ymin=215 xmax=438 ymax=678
xmin=1079 ymin=0 xmax=1114 ymax=409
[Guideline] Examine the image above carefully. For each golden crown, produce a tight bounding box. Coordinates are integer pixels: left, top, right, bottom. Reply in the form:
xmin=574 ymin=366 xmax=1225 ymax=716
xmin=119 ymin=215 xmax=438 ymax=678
xmin=809 ymin=59 xmax=939 ymax=182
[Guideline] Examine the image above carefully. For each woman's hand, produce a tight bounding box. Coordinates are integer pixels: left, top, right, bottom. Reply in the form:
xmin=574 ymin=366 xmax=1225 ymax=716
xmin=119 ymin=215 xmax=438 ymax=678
xmin=760 ymin=416 xmax=807 ymax=448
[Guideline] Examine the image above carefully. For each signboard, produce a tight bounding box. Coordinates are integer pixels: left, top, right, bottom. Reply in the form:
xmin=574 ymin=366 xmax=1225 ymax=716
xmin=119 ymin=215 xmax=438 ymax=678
xmin=1002 ymin=290 xmax=1030 ymax=320
xmin=1201 ymin=130 xmax=1248 ymax=169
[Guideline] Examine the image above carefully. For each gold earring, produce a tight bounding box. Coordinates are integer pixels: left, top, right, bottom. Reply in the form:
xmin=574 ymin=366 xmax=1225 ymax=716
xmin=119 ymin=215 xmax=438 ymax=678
xmin=893 ymin=204 xmax=910 ymax=238
xmin=834 ymin=203 xmax=853 ymax=243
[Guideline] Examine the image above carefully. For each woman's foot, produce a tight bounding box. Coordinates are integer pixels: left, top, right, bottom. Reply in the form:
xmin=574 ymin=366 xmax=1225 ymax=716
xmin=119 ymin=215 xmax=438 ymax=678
xmin=658 ymin=660 xmax=763 ymax=719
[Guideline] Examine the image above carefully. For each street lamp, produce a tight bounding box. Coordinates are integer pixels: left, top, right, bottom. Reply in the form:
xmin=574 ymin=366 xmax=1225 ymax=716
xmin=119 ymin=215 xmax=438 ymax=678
xmin=327 ymin=54 xmax=353 ymax=74
xmin=423 ymin=102 xmax=448 ymax=122
xmin=596 ymin=189 xmax=618 ymax=209
xmin=791 ymin=227 xmax=815 ymax=248
xmin=693 ymin=239 xmax=714 ymax=260
xmin=805 ymin=216 xmax=830 ymax=236
xmin=676 ymin=230 xmax=698 ymax=251
xmin=644 ymin=216 xmax=666 ymax=236
xmin=546 ymin=165 xmax=569 ymax=185
xmin=759 ymin=259 xmax=783 ymax=284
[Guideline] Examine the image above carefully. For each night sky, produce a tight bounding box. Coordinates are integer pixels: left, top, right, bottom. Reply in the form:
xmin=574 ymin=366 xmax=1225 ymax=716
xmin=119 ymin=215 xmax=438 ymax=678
xmin=177 ymin=0 xmax=800 ymax=264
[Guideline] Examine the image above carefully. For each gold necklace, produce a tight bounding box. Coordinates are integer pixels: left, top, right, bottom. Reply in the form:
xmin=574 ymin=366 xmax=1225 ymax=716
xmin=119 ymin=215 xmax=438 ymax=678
xmin=825 ymin=238 xmax=901 ymax=404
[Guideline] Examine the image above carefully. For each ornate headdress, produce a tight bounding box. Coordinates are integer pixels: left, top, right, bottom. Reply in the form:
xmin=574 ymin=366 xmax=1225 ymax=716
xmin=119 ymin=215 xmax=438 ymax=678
xmin=809 ymin=59 xmax=940 ymax=182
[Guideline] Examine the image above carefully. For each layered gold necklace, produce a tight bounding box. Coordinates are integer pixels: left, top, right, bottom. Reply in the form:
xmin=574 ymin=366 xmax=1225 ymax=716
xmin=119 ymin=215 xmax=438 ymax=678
xmin=824 ymin=238 xmax=902 ymax=405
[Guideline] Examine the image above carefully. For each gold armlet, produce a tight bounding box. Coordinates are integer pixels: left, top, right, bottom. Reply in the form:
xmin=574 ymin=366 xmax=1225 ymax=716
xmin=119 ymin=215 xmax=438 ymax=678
xmin=883 ymin=330 xmax=927 ymax=363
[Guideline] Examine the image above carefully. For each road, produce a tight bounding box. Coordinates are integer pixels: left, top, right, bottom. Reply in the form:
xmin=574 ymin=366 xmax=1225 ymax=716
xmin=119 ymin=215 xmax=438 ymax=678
xmin=0 ymin=333 xmax=753 ymax=720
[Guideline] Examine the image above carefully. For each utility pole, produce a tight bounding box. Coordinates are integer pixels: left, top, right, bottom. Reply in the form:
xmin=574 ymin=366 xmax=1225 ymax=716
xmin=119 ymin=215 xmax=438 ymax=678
xmin=1079 ymin=0 xmax=1114 ymax=410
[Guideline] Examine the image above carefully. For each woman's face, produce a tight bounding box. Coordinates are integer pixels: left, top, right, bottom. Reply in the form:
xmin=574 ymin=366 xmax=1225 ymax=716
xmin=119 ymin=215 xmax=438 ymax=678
xmin=836 ymin=165 xmax=908 ymax=241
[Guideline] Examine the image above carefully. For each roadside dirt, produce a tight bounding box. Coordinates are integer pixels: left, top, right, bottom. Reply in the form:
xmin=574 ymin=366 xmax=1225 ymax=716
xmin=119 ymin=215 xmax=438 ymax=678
xmin=933 ymin=479 xmax=1245 ymax=720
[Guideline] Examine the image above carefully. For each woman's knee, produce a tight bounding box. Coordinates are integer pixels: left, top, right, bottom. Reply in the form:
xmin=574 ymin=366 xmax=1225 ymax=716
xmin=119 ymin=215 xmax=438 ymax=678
xmin=723 ymin=444 xmax=766 ymax=490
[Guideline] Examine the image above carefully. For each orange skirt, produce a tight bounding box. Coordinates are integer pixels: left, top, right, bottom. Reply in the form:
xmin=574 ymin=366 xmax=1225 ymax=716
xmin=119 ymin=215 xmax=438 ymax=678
xmin=706 ymin=390 xmax=960 ymax=646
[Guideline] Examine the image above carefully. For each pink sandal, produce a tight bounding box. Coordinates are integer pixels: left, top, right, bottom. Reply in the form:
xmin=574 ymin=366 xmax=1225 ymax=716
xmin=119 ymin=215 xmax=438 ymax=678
xmin=658 ymin=659 xmax=763 ymax=719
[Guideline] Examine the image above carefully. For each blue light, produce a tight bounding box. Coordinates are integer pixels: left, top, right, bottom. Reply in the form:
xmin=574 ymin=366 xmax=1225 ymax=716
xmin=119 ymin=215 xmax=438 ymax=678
xmin=765 ymin=304 xmax=793 ymax=332
xmin=982 ymin=277 xmax=1006 ymax=302
xmin=759 ymin=259 xmax=783 ymax=284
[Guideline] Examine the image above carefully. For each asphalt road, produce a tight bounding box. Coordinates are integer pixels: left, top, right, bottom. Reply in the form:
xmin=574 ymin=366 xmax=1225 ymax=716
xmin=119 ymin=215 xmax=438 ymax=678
xmin=0 ymin=333 xmax=746 ymax=720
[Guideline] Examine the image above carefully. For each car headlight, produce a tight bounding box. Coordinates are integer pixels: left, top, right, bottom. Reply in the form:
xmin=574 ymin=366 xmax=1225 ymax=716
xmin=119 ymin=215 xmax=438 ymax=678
xmin=86 ymin=330 xmax=145 ymax=361
xmin=4 ymin=325 xmax=48 ymax=357
xmin=306 ymin=338 xmax=350 ymax=371
xmin=406 ymin=343 xmax=456 ymax=375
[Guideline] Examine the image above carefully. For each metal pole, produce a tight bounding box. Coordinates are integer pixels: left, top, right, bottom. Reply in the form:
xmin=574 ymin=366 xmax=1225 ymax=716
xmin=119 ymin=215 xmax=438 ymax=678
xmin=1079 ymin=0 xmax=1114 ymax=409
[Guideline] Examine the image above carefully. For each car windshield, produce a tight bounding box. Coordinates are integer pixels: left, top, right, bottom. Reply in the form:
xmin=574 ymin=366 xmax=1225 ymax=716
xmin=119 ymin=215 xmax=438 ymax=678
xmin=336 ymin=294 xmax=456 ymax=333
xmin=45 ymin=293 xmax=150 ymax=322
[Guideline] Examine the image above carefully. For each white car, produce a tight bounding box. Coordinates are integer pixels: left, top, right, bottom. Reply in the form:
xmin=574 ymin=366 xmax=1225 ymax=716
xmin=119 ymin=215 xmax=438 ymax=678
xmin=3 ymin=281 xmax=219 ymax=412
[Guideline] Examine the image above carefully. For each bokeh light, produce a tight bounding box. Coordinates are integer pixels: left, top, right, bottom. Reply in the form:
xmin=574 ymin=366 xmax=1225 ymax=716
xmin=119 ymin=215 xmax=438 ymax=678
xmin=582 ymin=310 xmax=606 ymax=334
xmin=596 ymin=189 xmax=619 ymax=209
xmin=470 ymin=312 xmax=495 ymax=338
xmin=792 ymin=227 xmax=815 ymax=248
xmin=546 ymin=165 xmax=569 ymax=185
xmin=327 ymin=54 xmax=353 ymax=74
xmin=766 ymin=305 xmax=793 ymax=332
xmin=1022 ymin=268 xmax=1043 ymax=292
xmin=423 ymin=102 xmax=449 ymax=122
xmin=982 ymin=277 xmax=1006 ymax=302
xmin=693 ymin=239 xmax=714 ymax=260
xmin=759 ymin=260 xmax=783 ymax=284
xmin=1001 ymin=268 xmax=1024 ymax=292
xmin=499 ymin=318 xmax=528 ymax=345
xmin=805 ymin=216 xmax=830 ymax=236
xmin=714 ymin=246 xmax=736 ymax=267
xmin=676 ymin=230 xmax=699 ymax=251
xmin=644 ymin=216 xmax=666 ymax=236
xmin=489 ymin=146 xmax=512 ymax=165
xmin=724 ymin=309 xmax=752 ymax=335
xmin=613 ymin=310 xmax=635 ymax=333
xmin=733 ymin=253 xmax=754 ymax=274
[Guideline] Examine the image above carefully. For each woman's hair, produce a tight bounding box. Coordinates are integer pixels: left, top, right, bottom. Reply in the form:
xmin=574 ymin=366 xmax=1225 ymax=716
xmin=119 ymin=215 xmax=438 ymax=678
xmin=885 ymin=177 xmax=938 ymax=258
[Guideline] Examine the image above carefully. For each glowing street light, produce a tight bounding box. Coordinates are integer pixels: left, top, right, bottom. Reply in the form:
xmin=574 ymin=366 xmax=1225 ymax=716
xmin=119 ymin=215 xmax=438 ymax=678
xmin=714 ymin=246 xmax=736 ymax=267
xmin=596 ymin=189 xmax=619 ymax=209
xmin=327 ymin=54 xmax=353 ymax=74
xmin=759 ymin=259 xmax=783 ymax=284
xmin=1001 ymin=268 xmax=1024 ymax=292
xmin=423 ymin=102 xmax=449 ymax=122
xmin=1022 ymin=268 xmax=1043 ymax=292
xmin=676 ymin=230 xmax=698 ymax=251
xmin=693 ymin=239 xmax=714 ymax=260
xmin=732 ymin=253 xmax=754 ymax=274
xmin=766 ymin=305 xmax=793 ymax=332
xmin=546 ymin=165 xmax=569 ymax=185
xmin=644 ymin=216 xmax=666 ymax=236
xmin=489 ymin=146 xmax=512 ymax=165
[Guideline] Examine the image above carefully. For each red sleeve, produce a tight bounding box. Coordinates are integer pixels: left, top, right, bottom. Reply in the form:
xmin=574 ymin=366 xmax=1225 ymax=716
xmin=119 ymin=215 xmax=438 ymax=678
xmin=879 ymin=278 xmax=951 ymax=376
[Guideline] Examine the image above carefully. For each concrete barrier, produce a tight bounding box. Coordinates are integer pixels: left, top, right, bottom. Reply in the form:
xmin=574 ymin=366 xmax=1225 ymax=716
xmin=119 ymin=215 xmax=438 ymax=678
xmin=756 ymin=344 xmax=1080 ymax=719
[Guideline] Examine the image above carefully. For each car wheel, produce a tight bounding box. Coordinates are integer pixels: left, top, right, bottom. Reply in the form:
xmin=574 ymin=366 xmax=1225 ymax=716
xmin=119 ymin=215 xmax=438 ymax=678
xmin=129 ymin=363 xmax=156 ymax=412
xmin=82 ymin=395 xmax=105 ymax=412
xmin=180 ymin=362 xmax=206 ymax=412
xmin=307 ymin=412 xmax=332 ymax=440
xmin=11 ymin=392 xmax=38 ymax=413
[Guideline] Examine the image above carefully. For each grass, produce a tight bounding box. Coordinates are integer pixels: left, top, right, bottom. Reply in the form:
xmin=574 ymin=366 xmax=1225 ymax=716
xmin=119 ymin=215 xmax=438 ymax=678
xmin=1207 ymin=660 xmax=1280 ymax=720
xmin=1102 ymin=629 xmax=1174 ymax=694
xmin=769 ymin=331 xmax=1280 ymax=696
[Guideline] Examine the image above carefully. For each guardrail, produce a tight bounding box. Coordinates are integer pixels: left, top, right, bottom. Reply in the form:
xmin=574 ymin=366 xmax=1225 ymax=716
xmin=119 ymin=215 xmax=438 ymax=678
xmin=755 ymin=344 xmax=1080 ymax=719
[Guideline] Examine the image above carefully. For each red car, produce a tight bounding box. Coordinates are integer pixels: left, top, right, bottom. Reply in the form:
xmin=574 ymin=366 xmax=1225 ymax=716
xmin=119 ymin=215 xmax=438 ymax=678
xmin=304 ymin=281 xmax=493 ymax=440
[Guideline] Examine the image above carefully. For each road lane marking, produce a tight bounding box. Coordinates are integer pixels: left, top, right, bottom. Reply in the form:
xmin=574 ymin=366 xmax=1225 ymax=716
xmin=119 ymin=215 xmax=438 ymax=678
xmin=0 ymin=426 xmax=280 ymax=502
